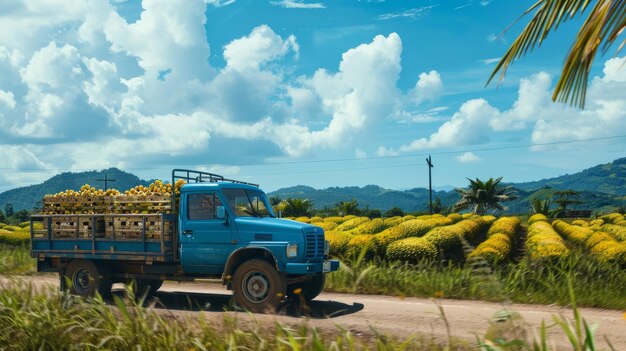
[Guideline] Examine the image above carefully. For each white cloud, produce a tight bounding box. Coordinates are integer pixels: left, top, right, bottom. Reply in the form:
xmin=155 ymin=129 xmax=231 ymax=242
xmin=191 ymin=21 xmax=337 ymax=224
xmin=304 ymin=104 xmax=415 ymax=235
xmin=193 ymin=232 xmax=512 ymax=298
xmin=399 ymin=98 xmax=498 ymax=151
xmin=223 ymin=25 xmax=299 ymax=71
xmin=355 ymin=149 xmax=367 ymax=159
xmin=205 ymin=0 xmax=236 ymax=6
xmin=270 ymin=0 xmax=325 ymax=9
xmin=377 ymin=6 xmax=437 ymax=20
xmin=480 ymin=57 xmax=501 ymax=65
xmin=456 ymin=152 xmax=481 ymax=163
xmin=0 ymin=90 xmax=16 ymax=110
xmin=412 ymin=70 xmax=443 ymax=104
xmin=375 ymin=146 xmax=399 ymax=157
xmin=389 ymin=57 xmax=626 ymax=154
xmin=103 ymin=0 xmax=212 ymax=80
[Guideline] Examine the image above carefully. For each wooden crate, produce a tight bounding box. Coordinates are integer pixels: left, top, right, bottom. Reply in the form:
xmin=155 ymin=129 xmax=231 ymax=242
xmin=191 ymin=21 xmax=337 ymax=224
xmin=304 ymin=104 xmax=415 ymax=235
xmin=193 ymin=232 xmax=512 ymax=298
xmin=104 ymin=216 xmax=172 ymax=241
xmin=43 ymin=216 xmax=105 ymax=238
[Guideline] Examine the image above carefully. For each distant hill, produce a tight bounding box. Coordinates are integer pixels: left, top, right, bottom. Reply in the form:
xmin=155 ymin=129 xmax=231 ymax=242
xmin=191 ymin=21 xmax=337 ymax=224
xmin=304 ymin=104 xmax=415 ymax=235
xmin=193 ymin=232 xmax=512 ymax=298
xmin=269 ymin=157 xmax=626 ymax=214
xmin=0 ymin=168 xmax=149 ymax=211
xmin=511 ymin=157 xmax=626 ymax=195
xmin=1 ymin=157 xmax=624 ymax=214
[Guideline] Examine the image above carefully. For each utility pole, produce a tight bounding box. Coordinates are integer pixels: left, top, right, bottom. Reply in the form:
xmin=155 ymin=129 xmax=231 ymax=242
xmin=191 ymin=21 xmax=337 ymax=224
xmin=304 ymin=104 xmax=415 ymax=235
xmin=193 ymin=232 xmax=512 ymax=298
xmin=97 ymin=173 xmax=116 ymax=191
xmin=426 ymin=155 xmax=434 ymax=214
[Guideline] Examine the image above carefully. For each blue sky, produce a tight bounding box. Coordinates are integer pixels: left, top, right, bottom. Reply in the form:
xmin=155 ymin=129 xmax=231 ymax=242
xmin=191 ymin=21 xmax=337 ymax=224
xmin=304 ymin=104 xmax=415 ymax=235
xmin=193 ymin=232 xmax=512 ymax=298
xmin=0 ymin=0 xmax=624 ymax=193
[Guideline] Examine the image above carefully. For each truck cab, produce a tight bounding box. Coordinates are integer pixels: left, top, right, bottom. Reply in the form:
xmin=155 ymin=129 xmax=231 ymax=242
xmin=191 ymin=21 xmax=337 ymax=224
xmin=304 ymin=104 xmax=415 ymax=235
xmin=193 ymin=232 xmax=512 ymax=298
xmin=177 ymin=180 xmax=338 ymax=310
xmin=31 ymin=169 xmax=339 ymax=313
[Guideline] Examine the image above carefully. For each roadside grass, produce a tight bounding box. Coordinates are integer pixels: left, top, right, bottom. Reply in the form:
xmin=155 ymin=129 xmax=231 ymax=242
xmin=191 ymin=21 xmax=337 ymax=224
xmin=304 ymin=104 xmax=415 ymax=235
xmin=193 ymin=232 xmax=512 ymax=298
xmin=325 ymin=253 xmax=626 ymax=310
xmin=0 ymin=244 xmax=35 ymax=275
xmin=0 ymin=282 xmax=467 ymax=351
xmin=0 ymin=281 xmax=618 ymax=350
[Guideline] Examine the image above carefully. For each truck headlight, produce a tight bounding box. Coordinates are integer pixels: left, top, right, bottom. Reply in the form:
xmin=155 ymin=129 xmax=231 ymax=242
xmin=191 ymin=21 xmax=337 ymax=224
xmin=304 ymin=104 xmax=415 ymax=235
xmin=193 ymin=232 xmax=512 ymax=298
xmin=286 ymin=243 xmax=298 ymax=258
xmin=324 ymin=240 xmax=330 ymax=256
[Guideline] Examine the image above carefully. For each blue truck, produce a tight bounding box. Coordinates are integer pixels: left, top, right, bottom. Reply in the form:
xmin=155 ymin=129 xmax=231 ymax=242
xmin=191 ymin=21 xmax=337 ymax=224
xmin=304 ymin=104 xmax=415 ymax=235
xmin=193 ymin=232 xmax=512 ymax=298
xmin=30 ymin=169 xmax=339 ymax=312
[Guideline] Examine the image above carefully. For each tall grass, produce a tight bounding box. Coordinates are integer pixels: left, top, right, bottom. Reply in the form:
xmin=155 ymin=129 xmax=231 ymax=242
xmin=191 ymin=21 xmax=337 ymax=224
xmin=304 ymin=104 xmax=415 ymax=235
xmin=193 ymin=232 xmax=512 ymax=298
xmin=0 ymin=244 xmax=35 ymax=275
xmin=326 ymin=253 xmax=626 ymax=309
xmin=0 ymin=282 xmax=461 ymax=351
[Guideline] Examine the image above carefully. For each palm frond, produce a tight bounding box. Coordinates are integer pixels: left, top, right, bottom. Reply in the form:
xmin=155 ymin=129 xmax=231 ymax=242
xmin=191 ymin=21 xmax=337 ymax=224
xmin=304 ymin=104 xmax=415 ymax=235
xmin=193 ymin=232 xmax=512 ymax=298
xmin=488 ymin=0 xmax=626 ymax=108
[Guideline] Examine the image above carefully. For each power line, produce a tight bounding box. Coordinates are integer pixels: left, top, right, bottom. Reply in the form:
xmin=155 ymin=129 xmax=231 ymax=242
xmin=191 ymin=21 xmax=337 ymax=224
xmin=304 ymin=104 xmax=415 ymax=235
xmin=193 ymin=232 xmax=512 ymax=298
xmin=0 ymin=134 xmax=624 ymax=172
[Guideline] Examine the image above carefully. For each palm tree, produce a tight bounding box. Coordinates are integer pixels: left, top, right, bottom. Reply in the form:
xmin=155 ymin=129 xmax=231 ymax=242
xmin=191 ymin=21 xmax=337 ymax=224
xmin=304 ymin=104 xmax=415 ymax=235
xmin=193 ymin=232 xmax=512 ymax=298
xmin=530 ymin=197 xmax=552 ymax=216
xmin=488 ymin=1 xmax=626 ymax=108
xmin=280 ymin=198 xmax=314 ymax=217
xmin=334 ymin=199 xmax=361 ymax=216
xmin=454 ymin=177 xmax=518 ymax=215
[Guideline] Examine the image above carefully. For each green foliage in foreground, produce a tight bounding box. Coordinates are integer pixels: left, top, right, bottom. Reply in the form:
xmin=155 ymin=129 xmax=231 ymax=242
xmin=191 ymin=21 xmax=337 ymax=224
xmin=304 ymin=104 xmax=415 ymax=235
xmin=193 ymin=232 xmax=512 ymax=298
xmin=326 ymin=253 xmax=626 ymax=310
xmin=0 ymin=244 xmax=35 ymax=275
xmin=0 ymin=283 xmax=464 ymax=351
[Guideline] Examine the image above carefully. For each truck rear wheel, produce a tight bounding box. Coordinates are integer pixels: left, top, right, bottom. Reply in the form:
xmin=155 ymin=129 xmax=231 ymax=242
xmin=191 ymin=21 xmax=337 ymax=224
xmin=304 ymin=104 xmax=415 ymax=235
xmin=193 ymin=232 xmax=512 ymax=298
xmin=232 ymin=259 xmax=285 ymax=313
xmin=287 ymin=273 xmax=325 ymax=302
xmin=64 ymin=259 xmax=112 ymax=298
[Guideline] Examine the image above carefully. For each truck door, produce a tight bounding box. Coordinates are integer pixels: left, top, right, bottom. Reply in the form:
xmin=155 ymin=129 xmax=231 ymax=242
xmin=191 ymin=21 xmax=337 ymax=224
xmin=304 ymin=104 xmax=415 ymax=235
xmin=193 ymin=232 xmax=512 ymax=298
xmin=179 ymin=192 xmax=233 ymax=274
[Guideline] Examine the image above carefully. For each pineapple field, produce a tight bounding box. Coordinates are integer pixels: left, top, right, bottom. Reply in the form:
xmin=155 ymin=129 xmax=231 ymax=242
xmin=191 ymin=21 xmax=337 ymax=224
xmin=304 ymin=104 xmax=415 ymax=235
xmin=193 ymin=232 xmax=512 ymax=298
xmin=288 ymin=213 xmax=626 ymax=267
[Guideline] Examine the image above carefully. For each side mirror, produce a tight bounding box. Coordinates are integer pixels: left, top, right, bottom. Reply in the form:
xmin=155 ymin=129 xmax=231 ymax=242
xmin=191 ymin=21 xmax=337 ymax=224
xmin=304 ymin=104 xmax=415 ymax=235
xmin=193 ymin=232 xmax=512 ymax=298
xmin=216 ymin=206 xmax=226 ymax=220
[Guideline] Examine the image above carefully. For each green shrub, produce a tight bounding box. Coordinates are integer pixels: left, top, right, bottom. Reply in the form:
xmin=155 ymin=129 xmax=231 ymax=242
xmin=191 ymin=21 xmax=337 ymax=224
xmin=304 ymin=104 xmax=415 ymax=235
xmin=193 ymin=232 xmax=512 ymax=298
xmin=325 ymin=231 xmax=353 ymax=257
xmin=590 ymin=241 xmax=626 ymax=265
xmin=294 ymin=216 xmax=311 ymax=223
xmin=469 ymin=233 xmax=512 ymax=263
xmin=553 ymin=220 xmax=594 ymax=244
xmin=528 ymin=213 xmax=548 ymax=225
xmin=446 ymin=213 xmax=463 ymax=223
xmin=397 ymin=216 xmax=453 ymax=238
xmin=0 ymin=231 xmax=30 ymax=245
xmin=335 ymin=217 xmax=370 ymax=231
xmin=601 ymin=223 xmax=626 ymax=241
xmin=346 ymin=234 xmax=376 ymax=258
xmin=486 ymin=216 xmax=520 ymax=238
xmin=600 ymin=213 xmax=624 ymax=224
xmin=526 ymin=221 xmax=569 ymax=260
xmin=350 ymin=218 xmax=387 ymax=234
xmin=309 ymin=216 xmax=324 ymax=223
xmin=386 ymin=237 xmax=438 ymax=263
xmin=315 ymin=221 xmax=339 ymax=231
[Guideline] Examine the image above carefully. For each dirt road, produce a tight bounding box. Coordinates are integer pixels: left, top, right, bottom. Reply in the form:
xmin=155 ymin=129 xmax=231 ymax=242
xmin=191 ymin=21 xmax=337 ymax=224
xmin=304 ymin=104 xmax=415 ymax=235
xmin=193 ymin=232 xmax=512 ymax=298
xmin=2 ymin=275 xmax=625 ymax=349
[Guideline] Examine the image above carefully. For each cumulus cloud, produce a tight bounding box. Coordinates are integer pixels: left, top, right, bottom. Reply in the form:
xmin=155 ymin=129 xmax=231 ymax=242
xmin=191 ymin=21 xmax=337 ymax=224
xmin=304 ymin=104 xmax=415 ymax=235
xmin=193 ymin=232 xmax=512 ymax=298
xmin=223 ymin=25 xmax=299 ymax=71
xmin=389 ymin=58 xmax=626 ymax=154
xmin=412 ymin=70 xmax=443 ymax=104
xmin=456 ymin=152 xmax=481 ymax=163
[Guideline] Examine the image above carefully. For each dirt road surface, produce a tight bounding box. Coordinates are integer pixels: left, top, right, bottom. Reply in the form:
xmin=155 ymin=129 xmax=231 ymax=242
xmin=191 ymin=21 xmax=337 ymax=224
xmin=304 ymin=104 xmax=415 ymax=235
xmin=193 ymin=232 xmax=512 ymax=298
xmin=2 ymin=275 xmax=625 ymax=349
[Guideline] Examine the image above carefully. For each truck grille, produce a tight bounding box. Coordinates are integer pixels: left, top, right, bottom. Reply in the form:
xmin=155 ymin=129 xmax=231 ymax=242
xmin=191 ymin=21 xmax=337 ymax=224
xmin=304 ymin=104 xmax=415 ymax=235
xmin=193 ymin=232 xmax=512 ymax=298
xmin=304 ymin=232 xmax=324 ymax=260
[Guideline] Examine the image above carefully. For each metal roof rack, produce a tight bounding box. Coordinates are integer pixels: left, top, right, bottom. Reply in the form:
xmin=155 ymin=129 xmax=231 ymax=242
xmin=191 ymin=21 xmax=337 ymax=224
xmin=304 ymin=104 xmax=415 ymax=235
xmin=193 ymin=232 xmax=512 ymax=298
xmin=170 ymin=169 xmax=259 ymax=215
xmin=171 ymin=169 xmax=259 ymax=187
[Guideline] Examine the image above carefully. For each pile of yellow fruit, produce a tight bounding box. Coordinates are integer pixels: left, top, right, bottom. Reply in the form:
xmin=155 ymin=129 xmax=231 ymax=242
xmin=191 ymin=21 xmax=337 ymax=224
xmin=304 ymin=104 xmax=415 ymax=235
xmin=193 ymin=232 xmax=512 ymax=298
xmin=43 ymin=179 xmax=187 ymax=215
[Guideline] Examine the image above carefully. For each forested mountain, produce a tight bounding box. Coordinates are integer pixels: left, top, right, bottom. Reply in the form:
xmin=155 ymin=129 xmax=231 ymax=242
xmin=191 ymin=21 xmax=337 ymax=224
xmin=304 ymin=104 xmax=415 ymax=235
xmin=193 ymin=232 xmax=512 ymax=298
xmin=1 ymin=157 xmax=624 ymax=214
xmin=0 ymin=168 xmax=149 ymax=211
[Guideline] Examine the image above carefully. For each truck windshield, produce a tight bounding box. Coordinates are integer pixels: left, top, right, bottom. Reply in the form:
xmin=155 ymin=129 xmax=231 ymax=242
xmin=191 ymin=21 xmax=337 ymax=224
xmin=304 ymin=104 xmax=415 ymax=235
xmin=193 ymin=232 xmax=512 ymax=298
xmin=222 ymin=188 xmax=275 ymax=218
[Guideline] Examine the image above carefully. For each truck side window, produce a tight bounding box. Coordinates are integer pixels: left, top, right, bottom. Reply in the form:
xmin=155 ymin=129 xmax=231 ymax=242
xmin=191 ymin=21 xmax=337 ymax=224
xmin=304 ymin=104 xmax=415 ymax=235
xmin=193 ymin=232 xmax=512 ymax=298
xmin=188 ymin=193 xmax=222 ymax=220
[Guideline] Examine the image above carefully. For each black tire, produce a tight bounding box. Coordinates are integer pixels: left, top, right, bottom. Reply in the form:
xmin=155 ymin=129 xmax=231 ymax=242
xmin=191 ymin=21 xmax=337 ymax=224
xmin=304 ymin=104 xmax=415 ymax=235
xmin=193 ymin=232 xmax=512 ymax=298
xmin=64 ymin=259 xmax=112 ymax=298
xmin=232 ymin=259 xmax=286 ymax=313
xmin=133 ymin=279 xmax=163 ymax=298
xmin=287 ymin=274 xmax=325 ymax=302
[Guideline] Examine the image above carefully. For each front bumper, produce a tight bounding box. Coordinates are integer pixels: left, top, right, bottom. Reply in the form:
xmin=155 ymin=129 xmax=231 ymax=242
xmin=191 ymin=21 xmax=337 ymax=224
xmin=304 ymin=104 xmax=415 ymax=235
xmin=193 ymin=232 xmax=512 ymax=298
xmin=284 ymin=259 xmax=340 ymax=274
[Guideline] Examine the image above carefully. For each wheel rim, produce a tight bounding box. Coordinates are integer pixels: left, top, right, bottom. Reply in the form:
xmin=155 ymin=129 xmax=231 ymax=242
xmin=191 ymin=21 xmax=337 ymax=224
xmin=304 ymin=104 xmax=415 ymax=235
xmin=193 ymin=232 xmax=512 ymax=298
xmin=72 ymin=268 xmax=91 ymax=295
xmin=242 ymin=271 xmax=270 ymax=303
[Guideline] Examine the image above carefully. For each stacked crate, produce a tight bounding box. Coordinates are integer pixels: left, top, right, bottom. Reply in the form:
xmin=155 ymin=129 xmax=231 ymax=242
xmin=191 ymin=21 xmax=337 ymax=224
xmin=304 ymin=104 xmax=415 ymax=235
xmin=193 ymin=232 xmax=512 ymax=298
xmin=104 ymin=215 xmax=172 ymax=241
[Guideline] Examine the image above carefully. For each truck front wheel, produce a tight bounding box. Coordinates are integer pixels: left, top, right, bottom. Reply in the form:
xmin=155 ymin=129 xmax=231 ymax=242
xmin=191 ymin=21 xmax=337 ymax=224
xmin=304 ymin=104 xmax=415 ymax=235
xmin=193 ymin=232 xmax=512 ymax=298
xmin=64 ymin=259 xmax=112 ymax=298
xmin=232 ymin=259 xmax=285 ymax=313
xmin=287 ymin=273 xmax=325 ymax=302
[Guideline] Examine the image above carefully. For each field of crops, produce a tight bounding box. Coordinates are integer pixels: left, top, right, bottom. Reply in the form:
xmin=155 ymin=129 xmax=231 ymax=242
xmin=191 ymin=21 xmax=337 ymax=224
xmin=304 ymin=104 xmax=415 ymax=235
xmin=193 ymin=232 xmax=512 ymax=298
xmin=288 ymin=213 xmax=626 ymax=267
